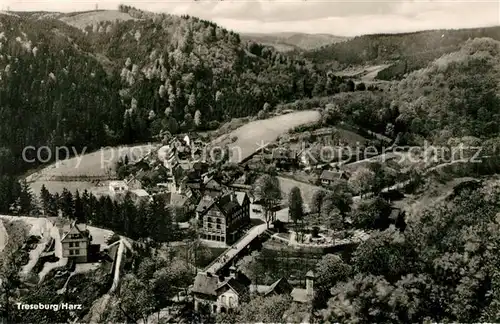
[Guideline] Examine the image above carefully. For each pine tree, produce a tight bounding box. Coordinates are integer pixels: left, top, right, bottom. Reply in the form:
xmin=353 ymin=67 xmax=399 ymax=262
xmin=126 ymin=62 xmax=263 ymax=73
xmin=40 ymin=185 xmax=57 ymax=216
xmin=288 ymin=186 xmax=304 ymax=225
xmin=60 ymin=188 xmax=74 ymax=219
xmin=73 ymin=190 xmax=85 ymax=223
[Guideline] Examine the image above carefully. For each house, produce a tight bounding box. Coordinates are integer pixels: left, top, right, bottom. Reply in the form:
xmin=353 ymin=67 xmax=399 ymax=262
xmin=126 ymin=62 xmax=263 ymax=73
xmin=130 ymin=189 xmax=152 ymax=202
xmin=290 ymin=270 xmax=315 ymax=304
xmin=270 ymin=148 xmax=298 ymax=169
xmin=320 ymin=170 xmax=349 ymax=186
xmin=388 ymin=207 xmax=406 ymax=231
xmin=263 ymin=278 xmax=293 ymax=296
xmin=203 ymin=177 xmax=224 ymax=197
xmin=196 ymin=191 xmax=250 ymax=244
xmin=61 ymin=222 xmax=92 ymax=263
xmin=125 ymin=176 xmax=142 ymax=190
xmin=193 ymin=267 xmax=251 ymax=314
xmin=109 ymin=180 xmax=129 ymax=196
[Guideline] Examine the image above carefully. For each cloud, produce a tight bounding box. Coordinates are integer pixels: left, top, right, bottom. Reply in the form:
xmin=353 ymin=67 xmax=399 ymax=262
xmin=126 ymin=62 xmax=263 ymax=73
xmin=4 ymin=0 xmax=500 ymax=36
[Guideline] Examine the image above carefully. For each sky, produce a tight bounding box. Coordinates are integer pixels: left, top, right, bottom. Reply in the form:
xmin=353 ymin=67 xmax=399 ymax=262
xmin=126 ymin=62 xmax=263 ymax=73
xmin=3 ymin=0 xmax=500 ymax=36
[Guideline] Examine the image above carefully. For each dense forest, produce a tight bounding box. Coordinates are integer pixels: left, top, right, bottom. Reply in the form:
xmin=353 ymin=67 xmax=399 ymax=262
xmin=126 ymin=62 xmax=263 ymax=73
xmin=0 ymin=9 xmax=362 ymax=176
xmin=305 ymin=26 xmax=500 ymax=80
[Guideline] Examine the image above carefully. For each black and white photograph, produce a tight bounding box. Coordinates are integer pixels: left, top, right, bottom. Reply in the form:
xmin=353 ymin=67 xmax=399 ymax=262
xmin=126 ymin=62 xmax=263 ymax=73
xmin=1 ymin=0 xmax=500 ymax=323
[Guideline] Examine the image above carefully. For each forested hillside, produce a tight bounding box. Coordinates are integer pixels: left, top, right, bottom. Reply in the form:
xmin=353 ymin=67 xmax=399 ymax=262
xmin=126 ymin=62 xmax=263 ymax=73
xmin=0 ymin=15 xmax=122 ymax=174
xmin=241 ymin=32 xmax=348 ymax=52
xmin=306 ymin=26 xmax=500 ymax=80
xmin=393 ymin=38 xmax=500 ymax=143
xmin=281 ymin=38 xmax=500 ymax=147
xmin=0 ymin=9 xmax=355 ymax=175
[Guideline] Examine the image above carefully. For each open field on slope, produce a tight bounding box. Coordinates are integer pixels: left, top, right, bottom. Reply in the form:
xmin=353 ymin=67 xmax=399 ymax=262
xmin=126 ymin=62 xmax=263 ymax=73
xmin=26 ymin=144 xmax=156 ymax=196
xmin=214 ymin=110 xmax=321 ymax=163
xmin=278 ymin=176 xmax=322 ymax=206
xmin=334 ymin=64 xmax=392 ymax=81
xmin=59 ymin=10 xmax=138 ymax=29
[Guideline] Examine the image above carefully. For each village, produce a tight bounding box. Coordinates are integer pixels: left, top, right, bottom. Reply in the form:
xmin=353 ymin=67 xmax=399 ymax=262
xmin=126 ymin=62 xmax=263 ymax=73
xmin=0 ymin=115 xmax=419 ymax=322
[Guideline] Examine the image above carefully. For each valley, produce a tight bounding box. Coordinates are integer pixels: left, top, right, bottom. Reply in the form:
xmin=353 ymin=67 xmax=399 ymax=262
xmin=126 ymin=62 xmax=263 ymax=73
xmin=1 ymin=5 xmax=500 ymax=324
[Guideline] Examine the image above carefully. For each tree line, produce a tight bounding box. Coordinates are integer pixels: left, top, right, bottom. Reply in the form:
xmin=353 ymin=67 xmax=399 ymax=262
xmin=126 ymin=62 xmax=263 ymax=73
xmin=39 ymin=185 xmax=186 ymax=242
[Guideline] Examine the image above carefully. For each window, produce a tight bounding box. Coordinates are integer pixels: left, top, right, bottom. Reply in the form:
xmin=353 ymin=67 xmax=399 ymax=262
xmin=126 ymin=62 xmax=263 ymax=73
xmin=216 ymin=218 xmax=221 ymax=223
xmin=216 ymin=224 xmax=221 ymax=229
xmin=228 ymin=296 xmax=235 ymax=307
xmin=75 ymin=249 xmax=80 ymax=255
xmin=208 ymin=223 xmax=212 ymax=228
xmin=69 ymin=242 xmax=73 ymax=247
xmin=74 ymin=242 xmax=80 ymax=247
xmin=69 ymin=250 xmax=74 ymax=255
xmin=222 ymin=295 xmax=226 ymax=304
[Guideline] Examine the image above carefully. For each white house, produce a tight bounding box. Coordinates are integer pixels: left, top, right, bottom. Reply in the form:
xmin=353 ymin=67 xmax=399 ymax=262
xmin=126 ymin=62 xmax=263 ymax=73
xmin=192 ymin=267 xmax=250 ymax=314
xmin=109 ymin=180 xmax=129 ymax=195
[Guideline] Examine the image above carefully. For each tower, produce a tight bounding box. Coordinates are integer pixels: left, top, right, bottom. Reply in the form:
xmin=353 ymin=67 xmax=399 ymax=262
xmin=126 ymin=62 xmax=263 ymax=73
xmin=305 ymin=270 xmax=314 ymax=298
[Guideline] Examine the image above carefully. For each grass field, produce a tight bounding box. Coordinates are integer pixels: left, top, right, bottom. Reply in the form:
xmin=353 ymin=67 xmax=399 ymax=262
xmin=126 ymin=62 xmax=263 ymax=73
xmin=59 ymin=10 xmax=138 ymax=29
xmin=278 ymin=176 xmax=322 ymax=206
xmin=214 ymin=111 xmax=321 ymax=163
xmin=26 ymin=144 xmax=156 ymax=196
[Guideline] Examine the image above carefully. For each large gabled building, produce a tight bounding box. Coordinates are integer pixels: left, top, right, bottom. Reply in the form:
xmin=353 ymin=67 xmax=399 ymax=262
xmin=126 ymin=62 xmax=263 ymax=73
xmin=61 ymin=222 xmax=92 ymax=263
xmin=196 ymin=191 xmax=250 ymax=244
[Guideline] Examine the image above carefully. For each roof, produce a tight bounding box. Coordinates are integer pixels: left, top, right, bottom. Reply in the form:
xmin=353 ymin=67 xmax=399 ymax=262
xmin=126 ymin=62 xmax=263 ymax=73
xmin=192 ymin=273 xmax=219 ymax=296
xmin=264 ymin=278 xmax=292 ymax=296
xmin=196 ymin=196 xmax=215 ymax=213
xmin=235 ymin=191 xmax=248 ymax=206
xmin=109 ymin=180 xmax=127 ymax=187
xmin=61 ymin=222 xmax=90 ymax=242
xmin=192 ymin=272 xmax=249 ymax=297
xmin=291 ymin=288 xmax=313 ymax=303
xmin=205 ymin=178 xmax=222 ymax=191
xmin=306 ymin=270 xmax=315 ymax=278
xmin=131 ymin=189 xmax=150 ymax=197
xmin=389 ymin=208 xmax=401 ymax=220
xmin=320 ymin=170 xmax=345 ymax=181
xmin=197 ymin=191 xmax=245 ymax=217
xmin=166 ymin=192 xmax=189 ymax=206
xmin=217 ymin=277 xmax=248 ymax=296
xmin=271 ymin=148 xmax=296 ymax=159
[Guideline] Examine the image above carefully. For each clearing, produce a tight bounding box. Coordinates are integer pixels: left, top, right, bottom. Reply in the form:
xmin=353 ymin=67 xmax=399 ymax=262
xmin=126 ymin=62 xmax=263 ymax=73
xmin=278 ymin=176 xmax=321 ymax=206
xmin=59 ymin=10 xmax=138 ymax=30
xmin=26 ymin=144 xmax=156 ymax=196
xmin=334 ymin=64 xmax=392 ymax=82
xmin=0 ymin=220 xmax=7 ymax=253
xmin=214 ymin=111 xmax=321 ymax=163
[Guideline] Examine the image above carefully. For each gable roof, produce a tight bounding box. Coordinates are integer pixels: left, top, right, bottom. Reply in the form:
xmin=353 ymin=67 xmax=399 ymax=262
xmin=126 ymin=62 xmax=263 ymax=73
xmin=217 ymin=277 xmax=248 ymax=296
xmin=130 ymin=189 xmax=150 ymax=197
xmin=61 ymin=222 xmax=90 ymax=242
xmin=193 ymin=272 xmax=250 ymax=297
xmin=205 ymin=178 xmax=223 ymax=191
xmin=192 ymin=273 xmax=219 ymax=296
xmin=109 ymin=180 xmax=127 ymax=188
xmin=264 ymin=278 xmax=292 ymax=296
xmin=166 ymin=192 xmax=189 ymax=206
xmin=235 ymin=191 xmax=248 ymax=206
xmin=271 ymin=148 xmax=296 ymax=159
xmin=197 ymin=192 xmax=242 ymax=217
xmin=320 ymin=170 xmax=345 ymax=181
